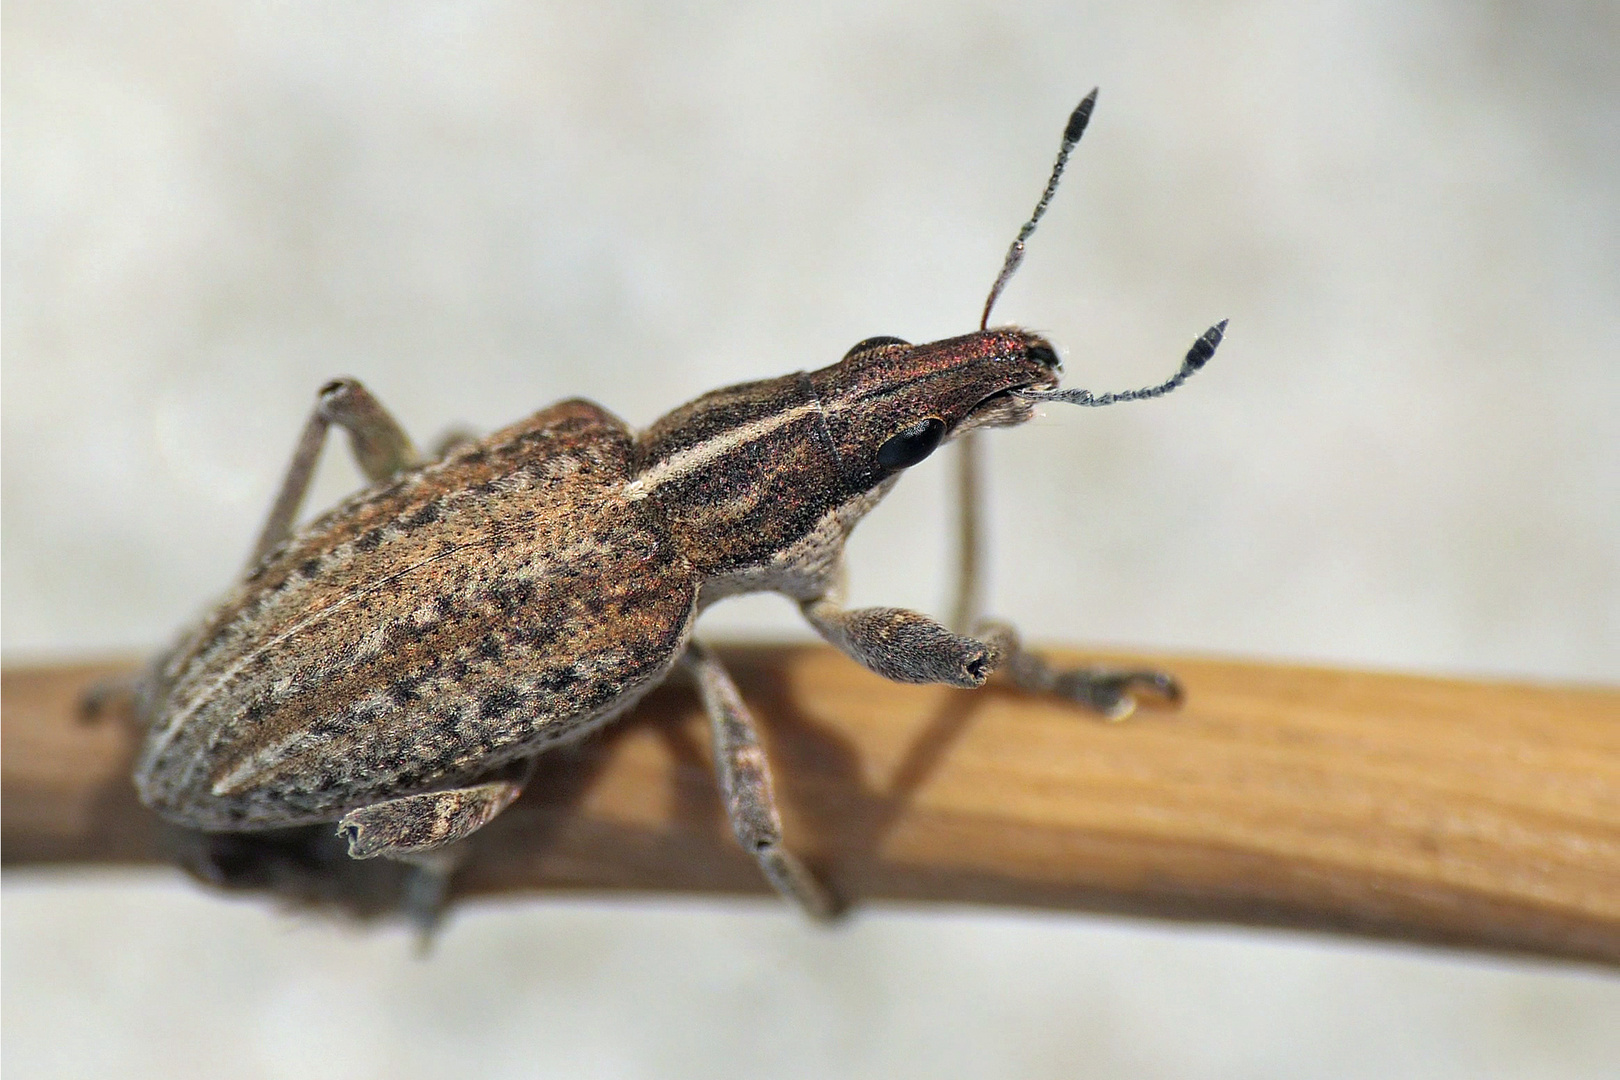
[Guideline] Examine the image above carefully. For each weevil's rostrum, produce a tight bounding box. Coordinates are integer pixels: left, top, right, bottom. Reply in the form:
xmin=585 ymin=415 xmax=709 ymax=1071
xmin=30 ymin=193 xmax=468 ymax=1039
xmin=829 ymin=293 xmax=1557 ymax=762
xmin=131 ymin=92 xmax=1224 ymax=922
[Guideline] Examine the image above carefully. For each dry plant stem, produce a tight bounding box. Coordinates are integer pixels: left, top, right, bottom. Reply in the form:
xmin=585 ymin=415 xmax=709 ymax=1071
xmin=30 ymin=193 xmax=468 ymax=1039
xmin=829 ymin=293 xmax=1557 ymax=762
xmin=4 ymin=648 xmax=1617 ymax=965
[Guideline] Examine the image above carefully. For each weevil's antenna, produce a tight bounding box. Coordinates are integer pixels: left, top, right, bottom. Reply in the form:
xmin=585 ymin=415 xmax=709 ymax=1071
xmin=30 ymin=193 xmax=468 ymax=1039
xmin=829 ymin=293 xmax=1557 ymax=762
xmin=979 ymin=89 xmax=1098 ymax=331
xmin=1015 ymin=320 xmax=1228 ymax=406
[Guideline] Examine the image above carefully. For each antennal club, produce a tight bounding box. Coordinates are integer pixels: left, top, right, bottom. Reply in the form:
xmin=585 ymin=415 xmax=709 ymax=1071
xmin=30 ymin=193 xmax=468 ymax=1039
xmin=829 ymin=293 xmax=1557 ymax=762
xmin=1015 ymin=320 xmax=1229 ymax=407
xmin=979 ymin=88 xmax=1098 ymax=331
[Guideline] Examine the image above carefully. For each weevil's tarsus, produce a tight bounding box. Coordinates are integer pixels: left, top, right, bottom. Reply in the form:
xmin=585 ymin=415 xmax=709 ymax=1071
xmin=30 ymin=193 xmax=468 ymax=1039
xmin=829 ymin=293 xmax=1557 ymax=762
xmin=684 ymin=641 xmax=842 ymax=921
xmin=979 ymin=88 xmax=1098 ymax=332
xmin=1054 ymin=668 xmax=1182 ymax=721
xmin=249 ymin=378 xmax=420 ymax=567
xmin=1014 ymin=320 xmax=1227 ymax=408
xmin=77 ymin=669 xmax=143 ymax=725
xmin=395 ymin=848 xmax=464 ymax=953
xmin=974 ymin=620 xmax=1183 ymax=721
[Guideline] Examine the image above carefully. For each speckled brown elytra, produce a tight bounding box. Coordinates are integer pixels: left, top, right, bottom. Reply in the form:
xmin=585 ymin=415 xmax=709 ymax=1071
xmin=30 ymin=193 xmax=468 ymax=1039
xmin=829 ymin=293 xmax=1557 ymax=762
xmin=127 ymin=90 xmax=1225 ymax=924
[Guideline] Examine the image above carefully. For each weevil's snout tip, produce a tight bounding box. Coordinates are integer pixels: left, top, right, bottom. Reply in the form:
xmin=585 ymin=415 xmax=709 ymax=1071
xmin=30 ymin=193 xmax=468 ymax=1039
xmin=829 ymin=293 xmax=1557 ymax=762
xmin=1023 ymin=335 xmax=1061 ymax=371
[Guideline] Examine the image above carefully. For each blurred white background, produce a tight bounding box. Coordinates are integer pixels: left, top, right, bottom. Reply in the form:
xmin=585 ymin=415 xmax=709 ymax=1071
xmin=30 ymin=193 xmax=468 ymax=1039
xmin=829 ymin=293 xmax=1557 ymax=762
xmin=4 ymin=2 xmax=1617 ymax=1077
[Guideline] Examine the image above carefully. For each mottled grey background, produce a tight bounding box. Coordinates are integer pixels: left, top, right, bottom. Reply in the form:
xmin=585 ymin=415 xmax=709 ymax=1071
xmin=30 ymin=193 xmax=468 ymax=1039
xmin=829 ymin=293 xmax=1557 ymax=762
xmin=4 ymin=2 xmax=1617 ymax=1078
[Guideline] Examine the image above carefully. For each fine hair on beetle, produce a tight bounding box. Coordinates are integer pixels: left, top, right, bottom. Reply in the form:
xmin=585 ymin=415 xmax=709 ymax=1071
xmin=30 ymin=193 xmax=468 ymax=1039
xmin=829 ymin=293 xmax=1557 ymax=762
xmin=122 ymin=89 xmax=1228 ymax=930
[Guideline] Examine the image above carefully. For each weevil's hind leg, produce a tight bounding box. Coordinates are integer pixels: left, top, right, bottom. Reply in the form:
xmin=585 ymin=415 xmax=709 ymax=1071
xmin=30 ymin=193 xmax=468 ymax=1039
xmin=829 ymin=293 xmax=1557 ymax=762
xmin=80 ymin=650 xmax=177 ymax=732
xmin=78 ymin=668 xmax=146 ymax=725
xmin=337 ymin=765 xmax=530 ymax=861
xmin=683 ymin=640 xmax=840 ymax=921
xmin=249 ymin=378 xmax=421 ymax=566
xmin=336 ymin=763 xmax=533 ymax=940
xmin=392 ymin=847 xmax=464 ymax=948
xmin=949 ymin=433 xmax=1180 ymax=721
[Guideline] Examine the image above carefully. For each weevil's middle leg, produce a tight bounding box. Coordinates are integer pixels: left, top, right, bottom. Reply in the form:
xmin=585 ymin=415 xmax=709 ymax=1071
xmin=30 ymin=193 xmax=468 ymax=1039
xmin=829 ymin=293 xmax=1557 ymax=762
xmin=249 ymin=378 xmax=420 ymax=566
xmin=949 ymin=431 xmax=988 ymax=636
xmin=949 ymin=433 xmax=1182 ymax=720
xmin=682 ymin=640 xmax=839 ymax=921
xmin=336 ymin=763 xmax=533 ymax=936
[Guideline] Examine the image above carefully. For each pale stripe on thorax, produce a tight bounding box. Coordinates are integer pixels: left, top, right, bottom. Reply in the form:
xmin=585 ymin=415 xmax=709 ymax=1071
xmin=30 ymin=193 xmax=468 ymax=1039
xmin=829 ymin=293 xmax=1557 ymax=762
xmin=624 ymin=400 xmax=823 ymax=501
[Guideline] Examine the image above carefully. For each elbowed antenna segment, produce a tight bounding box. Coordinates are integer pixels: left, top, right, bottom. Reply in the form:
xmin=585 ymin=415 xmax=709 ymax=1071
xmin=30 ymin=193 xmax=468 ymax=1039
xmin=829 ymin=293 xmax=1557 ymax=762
xmin=979 ymin=89 xmax=1099 ymax=331
xmin=1015 ymin=320 xmax=1227 ymax=407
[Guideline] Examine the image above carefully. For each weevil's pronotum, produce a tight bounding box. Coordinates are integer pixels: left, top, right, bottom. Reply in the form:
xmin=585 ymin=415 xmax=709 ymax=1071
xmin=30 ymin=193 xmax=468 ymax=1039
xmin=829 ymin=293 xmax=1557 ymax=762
xmin=128 ymin=90 xmax=1225 ymax=923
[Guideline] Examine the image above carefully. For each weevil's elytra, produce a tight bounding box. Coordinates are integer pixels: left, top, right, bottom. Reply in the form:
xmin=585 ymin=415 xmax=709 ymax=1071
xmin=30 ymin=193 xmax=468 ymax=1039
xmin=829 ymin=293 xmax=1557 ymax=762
xmin=131 ymin=90 xmax=1225 ymax=924
xmin=137 ymin=401 xmax=695 ymax=830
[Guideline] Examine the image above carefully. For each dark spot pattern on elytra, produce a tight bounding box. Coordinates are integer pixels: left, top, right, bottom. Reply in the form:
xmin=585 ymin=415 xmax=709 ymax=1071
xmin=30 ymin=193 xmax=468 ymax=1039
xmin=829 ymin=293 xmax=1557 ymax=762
xmin=134 ymin=398 xmax=702 ymax=830
xmin=308 ymin=718 xmax=343 ymax=739
xmin=480 ymin=688 xmax=523 ymax=720
xmin=537 ymin=667 xmax=580 ymax=695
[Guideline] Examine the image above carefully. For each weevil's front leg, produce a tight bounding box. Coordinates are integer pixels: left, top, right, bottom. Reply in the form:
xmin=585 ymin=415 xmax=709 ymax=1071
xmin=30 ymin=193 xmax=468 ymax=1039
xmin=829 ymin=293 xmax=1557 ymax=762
xmin=974 ymin=619 xmax=1181 ymax=721
xmin=682 ymin=640 xmax=839 ymax=921
xmin=800 ymin=588 xmax=1015 ymax=689
xmin=249 ymin=378 xmax=420 ymax=565
xmin=950 ymin=434 xmax=1181 ymax=721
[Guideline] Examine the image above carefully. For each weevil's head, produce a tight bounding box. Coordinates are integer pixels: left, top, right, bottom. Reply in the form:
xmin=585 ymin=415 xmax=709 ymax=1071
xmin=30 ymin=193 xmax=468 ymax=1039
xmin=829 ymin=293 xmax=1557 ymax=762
xmin=628 ymin=93 xmax=1223 ymax=581
xmin=627 ymin=328 xmax=1061 ymax=578
xmin=808 ymin=328 xmax=1061 ymax=479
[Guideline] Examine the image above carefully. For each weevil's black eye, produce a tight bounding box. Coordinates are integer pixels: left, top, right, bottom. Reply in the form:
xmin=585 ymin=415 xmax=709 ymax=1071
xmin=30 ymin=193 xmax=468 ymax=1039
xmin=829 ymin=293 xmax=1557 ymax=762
xmin=842 ymin=336 xmax=910 ymax=362
xmin=1026 ymin=341 xmax=1060 ymax=369
xmin=876 ymin=417 xmax=946 ymax=471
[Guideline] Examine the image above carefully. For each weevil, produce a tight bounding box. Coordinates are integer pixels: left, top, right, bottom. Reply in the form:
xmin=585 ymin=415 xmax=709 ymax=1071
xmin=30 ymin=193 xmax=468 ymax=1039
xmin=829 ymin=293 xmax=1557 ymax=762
xmin=128 ymin=90 xmax=1225 ymax=923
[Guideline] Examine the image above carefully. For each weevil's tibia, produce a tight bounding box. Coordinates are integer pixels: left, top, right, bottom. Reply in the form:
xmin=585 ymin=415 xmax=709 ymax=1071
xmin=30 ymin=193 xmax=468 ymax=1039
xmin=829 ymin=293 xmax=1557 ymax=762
xmin=949 ymin=429 xmax=986 ymax=635
xmin=683 ymin=641 xmax=841 ymax=921
xmin=249 ymin=378 xmax=420 ymax=567
xmin=802 ymin=592 xmax=1002 ymax=688
xmin=337 ymin=767 xmax=531 ymax=861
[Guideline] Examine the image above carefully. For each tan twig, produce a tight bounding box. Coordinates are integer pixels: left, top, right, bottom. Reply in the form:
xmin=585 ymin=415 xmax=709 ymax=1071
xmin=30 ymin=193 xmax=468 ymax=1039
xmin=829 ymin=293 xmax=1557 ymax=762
xmin=4 ymin=648 xmax=1616 ymax=963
